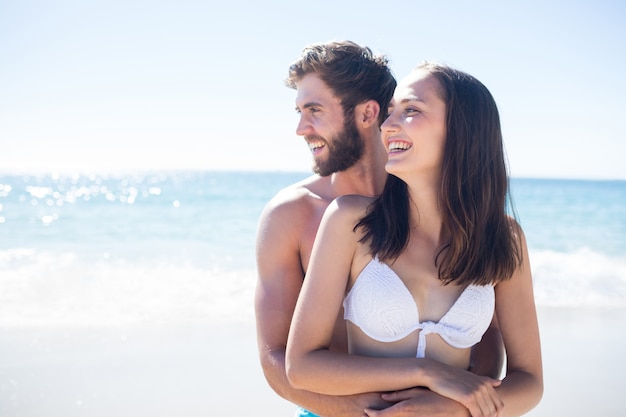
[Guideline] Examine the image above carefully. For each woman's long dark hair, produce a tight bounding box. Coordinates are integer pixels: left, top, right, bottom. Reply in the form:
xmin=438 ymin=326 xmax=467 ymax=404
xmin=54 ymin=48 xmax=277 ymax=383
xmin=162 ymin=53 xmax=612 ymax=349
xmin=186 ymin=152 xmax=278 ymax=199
xmin=355 ymin=62 xmax=521 ymax=286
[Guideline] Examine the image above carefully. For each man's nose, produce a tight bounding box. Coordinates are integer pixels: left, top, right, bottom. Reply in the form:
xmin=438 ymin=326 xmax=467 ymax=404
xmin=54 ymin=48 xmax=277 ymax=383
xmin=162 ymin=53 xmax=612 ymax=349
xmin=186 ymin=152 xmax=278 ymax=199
xmin=295 ymin=116 xmax=312 ymax=137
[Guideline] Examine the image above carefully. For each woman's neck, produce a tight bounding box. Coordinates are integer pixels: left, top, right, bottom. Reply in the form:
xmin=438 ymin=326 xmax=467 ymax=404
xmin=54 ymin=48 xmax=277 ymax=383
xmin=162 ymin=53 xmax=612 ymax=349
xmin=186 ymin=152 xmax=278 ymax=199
xmin=406 ymin=177 xmax=447 ymax=246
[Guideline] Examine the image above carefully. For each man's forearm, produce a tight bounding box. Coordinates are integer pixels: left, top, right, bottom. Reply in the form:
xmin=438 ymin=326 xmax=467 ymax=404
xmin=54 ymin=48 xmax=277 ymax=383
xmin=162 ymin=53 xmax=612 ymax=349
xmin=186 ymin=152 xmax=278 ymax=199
xmin=261 ymin=348 xmax=388 ymax=416
xmin=469 ymin=322 xmax=505 ymax=378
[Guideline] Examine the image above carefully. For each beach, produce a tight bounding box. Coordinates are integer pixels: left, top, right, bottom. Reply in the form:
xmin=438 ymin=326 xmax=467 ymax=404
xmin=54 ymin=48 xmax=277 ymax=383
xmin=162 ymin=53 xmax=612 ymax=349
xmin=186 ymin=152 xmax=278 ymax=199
xmin=0 ymin=319 xmax=295 ymax=416
xmin=0 ymin=306 xmax=624 ymax=416
xmin=1 ymin=171 xmax=625 ymax=416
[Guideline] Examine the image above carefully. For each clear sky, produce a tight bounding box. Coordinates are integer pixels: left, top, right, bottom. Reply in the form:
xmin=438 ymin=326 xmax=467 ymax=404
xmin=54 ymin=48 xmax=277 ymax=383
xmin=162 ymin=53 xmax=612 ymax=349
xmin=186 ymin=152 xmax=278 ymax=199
xmin=1 ymin=0 xmax=625 ymax=179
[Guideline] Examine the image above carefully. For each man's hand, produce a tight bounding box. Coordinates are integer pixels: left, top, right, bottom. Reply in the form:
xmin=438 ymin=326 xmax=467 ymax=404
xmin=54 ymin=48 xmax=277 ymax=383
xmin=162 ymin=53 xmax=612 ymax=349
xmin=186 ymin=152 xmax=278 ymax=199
xmin=363 ymin=388 xmax=470 ymax=417
xmin=323 ymin=392 xmax=392 ymax=417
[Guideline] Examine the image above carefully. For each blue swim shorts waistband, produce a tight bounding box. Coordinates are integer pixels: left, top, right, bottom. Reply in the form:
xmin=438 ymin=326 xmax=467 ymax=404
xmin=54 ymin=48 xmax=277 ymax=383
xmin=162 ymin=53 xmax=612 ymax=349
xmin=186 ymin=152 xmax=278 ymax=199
xmin=295 ymin=406 xmax=321 ymax=417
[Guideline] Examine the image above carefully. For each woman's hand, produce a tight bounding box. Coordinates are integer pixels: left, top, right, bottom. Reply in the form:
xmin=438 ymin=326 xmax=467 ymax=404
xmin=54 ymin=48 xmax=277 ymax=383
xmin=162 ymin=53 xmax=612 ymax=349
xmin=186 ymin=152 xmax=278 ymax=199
xmin=423 ymin=360 xmax=504 ymax=417
xmin=364 ymin=387 xmax=474 ymax=417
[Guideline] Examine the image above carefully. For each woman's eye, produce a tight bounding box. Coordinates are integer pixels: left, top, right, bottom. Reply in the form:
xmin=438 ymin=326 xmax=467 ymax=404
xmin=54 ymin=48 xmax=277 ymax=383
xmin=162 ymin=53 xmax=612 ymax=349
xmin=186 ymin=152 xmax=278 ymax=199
xmin=405 ymin=108 xmax=420 ymax=115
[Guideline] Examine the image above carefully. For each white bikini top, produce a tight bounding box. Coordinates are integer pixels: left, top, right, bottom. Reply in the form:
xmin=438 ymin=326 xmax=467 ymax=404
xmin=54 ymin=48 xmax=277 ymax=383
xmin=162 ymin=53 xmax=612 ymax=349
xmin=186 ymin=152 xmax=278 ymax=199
xmin=343 ymin=257 xmax=495 ymax=358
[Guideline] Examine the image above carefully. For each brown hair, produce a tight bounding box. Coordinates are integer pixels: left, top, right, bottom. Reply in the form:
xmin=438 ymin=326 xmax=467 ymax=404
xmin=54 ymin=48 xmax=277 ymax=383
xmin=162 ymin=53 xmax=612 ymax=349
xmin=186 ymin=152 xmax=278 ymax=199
xmin=285 ymin=40 xmax=396 ymax=126
xmin=356 ymin=62 xmax=521 ymax=286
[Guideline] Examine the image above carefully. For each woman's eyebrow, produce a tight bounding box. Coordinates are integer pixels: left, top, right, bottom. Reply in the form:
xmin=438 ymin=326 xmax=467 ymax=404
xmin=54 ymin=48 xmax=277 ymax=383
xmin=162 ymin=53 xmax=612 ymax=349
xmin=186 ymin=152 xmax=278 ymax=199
xmin=399 ymin=95 xmax=424 ymax=104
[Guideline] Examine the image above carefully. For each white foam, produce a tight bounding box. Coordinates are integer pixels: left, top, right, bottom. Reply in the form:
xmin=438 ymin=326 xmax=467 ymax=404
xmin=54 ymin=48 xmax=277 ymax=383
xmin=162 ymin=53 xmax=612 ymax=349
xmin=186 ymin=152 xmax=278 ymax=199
xmin=0 ymin=249 xmax=256 ymax=326
xmin=530 ymin=247 xmax=626 ymax=308
xmin=1 ymin=246 xmax=624 ymax=327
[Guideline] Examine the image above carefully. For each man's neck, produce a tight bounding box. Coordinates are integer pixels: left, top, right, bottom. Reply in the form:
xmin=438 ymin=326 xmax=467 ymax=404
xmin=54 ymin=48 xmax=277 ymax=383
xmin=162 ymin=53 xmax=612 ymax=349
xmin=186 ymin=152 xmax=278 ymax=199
xmin=328 ymin=149 xmax=388 ymax=199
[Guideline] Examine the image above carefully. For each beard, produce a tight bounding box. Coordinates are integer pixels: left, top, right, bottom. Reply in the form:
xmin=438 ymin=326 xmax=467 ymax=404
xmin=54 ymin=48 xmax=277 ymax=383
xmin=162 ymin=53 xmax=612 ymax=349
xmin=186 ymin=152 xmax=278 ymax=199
xmin=311 ymin=113 xmax=364 ymax=177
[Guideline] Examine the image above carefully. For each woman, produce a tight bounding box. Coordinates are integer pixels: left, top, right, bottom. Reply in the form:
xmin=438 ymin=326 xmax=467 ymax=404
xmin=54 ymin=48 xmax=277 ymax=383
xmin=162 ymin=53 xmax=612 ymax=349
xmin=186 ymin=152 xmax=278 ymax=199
xmin=285 ymin=62 xmax=543 ymax=417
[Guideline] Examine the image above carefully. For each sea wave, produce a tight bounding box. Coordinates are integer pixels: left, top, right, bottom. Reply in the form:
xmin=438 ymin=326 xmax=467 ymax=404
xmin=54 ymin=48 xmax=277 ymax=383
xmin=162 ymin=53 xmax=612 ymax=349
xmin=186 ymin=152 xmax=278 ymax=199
xmin=0 ymin=248 xmax=256 ymax=326
xmin=530 ymin=247 xmax=626 ymax=308
xmin=0 ymin=247 xmax=624 ymax=327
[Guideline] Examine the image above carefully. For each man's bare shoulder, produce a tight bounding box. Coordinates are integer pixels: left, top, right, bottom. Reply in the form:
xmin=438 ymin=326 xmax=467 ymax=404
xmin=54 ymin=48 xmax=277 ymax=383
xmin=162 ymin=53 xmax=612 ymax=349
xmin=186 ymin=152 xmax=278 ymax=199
xmin=256 ymin=174 xmax=331 ymax=277
xmin=262 ymin=174 xmax=331 ymax=216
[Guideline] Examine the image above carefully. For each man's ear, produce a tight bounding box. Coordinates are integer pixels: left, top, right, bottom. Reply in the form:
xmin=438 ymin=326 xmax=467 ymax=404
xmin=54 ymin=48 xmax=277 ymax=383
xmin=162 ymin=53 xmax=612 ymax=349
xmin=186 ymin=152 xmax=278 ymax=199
xmin=356 ymin=100 xmax=380 ymax=128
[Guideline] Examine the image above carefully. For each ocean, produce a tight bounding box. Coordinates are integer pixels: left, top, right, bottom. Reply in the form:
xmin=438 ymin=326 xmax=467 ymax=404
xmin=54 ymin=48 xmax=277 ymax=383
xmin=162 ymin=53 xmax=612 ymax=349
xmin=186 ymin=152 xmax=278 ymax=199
xmin=1 ymin=171 xmax=625 ymax=327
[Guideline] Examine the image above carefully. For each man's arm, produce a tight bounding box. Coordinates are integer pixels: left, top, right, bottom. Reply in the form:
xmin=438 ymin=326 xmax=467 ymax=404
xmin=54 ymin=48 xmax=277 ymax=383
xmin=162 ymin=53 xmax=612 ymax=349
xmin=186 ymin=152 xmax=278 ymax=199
xmin=255 ymin=191 xmax=504 ymax=416
xmin=254 ymin=196 xmax=387 ymax=416
xmin=366 ymin=388 xmax=470 ymax=417
xmin=469 ymin=315 xmax=505 ymax=378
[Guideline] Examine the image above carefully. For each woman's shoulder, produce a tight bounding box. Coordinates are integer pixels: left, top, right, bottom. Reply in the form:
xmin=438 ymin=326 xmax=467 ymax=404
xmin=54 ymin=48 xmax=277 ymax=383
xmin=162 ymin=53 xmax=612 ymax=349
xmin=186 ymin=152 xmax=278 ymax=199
xmin=332 ymin=194 xmax=376 ymax=213
xmin=322 ymin=194 xmax=375 ymax=224
xmin=335 ymin=193 xmax=376 ymax=206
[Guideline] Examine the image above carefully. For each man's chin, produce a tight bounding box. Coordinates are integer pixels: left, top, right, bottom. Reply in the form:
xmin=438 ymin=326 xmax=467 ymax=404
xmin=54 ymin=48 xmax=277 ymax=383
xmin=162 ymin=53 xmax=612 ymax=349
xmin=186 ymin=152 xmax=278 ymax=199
xmin=313 ymin=164 xmax=332 ymax=177
xmin=313 ymin=156 xmax=358 ymax=177
xmin=312 ymin=166 xmax=329 ymax=177
xmin=312 ymin=158 xmax=328 ymax=177
xmin=315 ymin=164 xmax=349 ymax=177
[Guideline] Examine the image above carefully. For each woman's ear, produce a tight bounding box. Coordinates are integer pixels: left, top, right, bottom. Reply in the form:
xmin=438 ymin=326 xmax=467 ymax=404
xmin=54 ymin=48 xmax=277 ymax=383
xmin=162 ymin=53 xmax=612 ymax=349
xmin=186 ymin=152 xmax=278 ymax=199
xmin=356 ymin=100 xmax=380 ymax=128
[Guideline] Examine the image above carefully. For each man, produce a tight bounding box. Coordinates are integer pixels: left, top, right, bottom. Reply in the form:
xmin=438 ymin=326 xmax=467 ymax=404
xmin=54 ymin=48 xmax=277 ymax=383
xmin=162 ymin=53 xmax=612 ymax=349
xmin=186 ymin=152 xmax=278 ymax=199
xmin=255 ymin=40 xmax=503 ymax=417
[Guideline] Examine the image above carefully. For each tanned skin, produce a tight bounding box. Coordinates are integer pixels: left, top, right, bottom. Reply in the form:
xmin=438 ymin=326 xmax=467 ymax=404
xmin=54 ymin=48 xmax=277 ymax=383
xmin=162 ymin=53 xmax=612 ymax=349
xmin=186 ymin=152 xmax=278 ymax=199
xmin=255 ymin=72 xmax=504 ymax=416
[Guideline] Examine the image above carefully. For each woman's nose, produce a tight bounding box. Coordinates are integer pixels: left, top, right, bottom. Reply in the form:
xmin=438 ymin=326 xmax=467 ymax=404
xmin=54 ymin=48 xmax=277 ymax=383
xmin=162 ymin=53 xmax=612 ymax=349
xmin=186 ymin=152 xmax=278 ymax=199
xmin=380 ymin=112 xmax=398 ymax=133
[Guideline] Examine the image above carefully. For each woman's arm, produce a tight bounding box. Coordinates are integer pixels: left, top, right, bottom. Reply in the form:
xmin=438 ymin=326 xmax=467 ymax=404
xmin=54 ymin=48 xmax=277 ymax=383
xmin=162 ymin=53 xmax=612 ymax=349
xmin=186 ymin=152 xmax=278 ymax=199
xmin=286 ymin=196 xmax=427 ymax=393
xmin=492 ymin=228 xmax=544 ymax=416
xmin=285 ymin=196 xmax=502 ymax=417
xmin=255 ymin=190 xmax=391 ymax=416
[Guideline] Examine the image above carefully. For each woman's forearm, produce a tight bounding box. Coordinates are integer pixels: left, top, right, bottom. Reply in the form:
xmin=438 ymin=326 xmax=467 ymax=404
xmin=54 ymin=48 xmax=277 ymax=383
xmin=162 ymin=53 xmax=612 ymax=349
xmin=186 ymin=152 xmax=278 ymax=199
xmin=286 ymin=349 xmax=428 ymax=395
xmin=287 ymin=347 xmax=504 ymax=417
xmin=495 ymin=370 xmax=544 ymax=417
